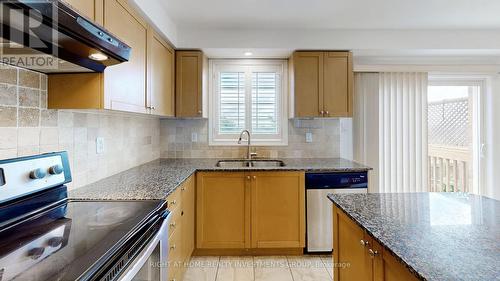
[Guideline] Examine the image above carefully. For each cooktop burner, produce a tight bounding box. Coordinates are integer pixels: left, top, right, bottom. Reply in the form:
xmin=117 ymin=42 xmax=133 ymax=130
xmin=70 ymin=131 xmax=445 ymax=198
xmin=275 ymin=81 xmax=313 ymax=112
xmin=0 ymin=197 xmax=163 ymax=281
xmin=0 ymin=152 xmax=168 ymax=281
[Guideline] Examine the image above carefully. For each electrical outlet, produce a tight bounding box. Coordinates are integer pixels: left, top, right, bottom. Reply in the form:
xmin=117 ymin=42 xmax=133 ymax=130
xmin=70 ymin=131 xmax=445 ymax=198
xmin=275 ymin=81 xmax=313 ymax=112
xmin=96 ymin=137 xmax=104 ymax=154
xmin=306 ymin=132 xmax=313 ymax=143
xmin=191 ymin=132 xmax=198 ymax=143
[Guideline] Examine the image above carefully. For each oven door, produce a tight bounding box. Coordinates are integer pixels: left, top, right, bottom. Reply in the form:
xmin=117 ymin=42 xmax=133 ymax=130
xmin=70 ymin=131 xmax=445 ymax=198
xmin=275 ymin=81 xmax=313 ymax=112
xmin=117 ymin=212 xmax=171 ymax=281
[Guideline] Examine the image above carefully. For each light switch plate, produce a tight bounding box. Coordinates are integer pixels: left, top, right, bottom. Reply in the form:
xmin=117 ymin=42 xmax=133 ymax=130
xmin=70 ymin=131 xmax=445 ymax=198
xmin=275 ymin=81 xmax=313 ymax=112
xmin=96 ymin=137 xmax=104 ymax=154
xmin=306 ymin=132 xmax=313 ymax=143
xmin=191 ymin=132 xmax=198 ymax=143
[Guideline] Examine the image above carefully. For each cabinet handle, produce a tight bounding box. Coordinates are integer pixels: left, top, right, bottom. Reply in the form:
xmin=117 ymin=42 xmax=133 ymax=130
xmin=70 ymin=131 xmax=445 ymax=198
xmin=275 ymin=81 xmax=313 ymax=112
xmin=170 ymin=200 xmax=177 ymax=206
xmin=170 ymin=244 xmax=176 ymax=250
xmin=368 ymin=249 xmax=379 ymax=258
xmin=360 ymin=239 xmax=369 ymax=246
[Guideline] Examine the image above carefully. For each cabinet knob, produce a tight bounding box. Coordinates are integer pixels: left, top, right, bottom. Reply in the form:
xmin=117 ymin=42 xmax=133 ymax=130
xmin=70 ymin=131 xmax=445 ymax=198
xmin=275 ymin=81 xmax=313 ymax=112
xmin=247 ymin=176 xmax=251 ymax=180
xmin=170 ymin=200 xmax=177 ymax=206
xmin=325 ymin=110 xmax=329 ymax=116
xmin=170 ymin=222 xmax=176 ymax=228
xmin=252 ymin=176 xmax=257 ymax=180
xmin=368 ymin=249 xmax=379 ymax=258
xmin=181 ymin=187 xmax=185 ymax=191
xmin=170 ymin=244 xmax=176 ymax=250
xmin=320 ymin=110 xmax=325 ymax=116
xmin=198 ymin=110 xmax=202 ymax=114
xmin=360 ymin=239 xmax=369 ymax=246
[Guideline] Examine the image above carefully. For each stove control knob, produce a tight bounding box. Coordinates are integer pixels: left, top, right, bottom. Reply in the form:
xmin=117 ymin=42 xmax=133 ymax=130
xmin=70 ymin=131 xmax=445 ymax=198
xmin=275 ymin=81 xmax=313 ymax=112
xmin=48 ymin=237 xmax=64 ymax=247
xmin=27 ymin=247 xmax=45 ymax=260
xmin=29 ymin=168 xmax=46 ymax=179
xmin=48 ymin=165 xmax=64 ymax=175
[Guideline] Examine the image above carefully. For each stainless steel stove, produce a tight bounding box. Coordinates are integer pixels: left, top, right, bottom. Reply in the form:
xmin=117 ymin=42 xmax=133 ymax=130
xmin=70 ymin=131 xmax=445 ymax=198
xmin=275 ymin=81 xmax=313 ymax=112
xmin=0 ymin=152 xmax=171 ymax=281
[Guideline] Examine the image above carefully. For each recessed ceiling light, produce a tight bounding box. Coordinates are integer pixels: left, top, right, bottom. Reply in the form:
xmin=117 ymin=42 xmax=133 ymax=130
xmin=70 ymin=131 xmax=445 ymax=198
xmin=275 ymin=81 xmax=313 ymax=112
xmin=89 ymin=53 xmax=108 ymax=61
xmin=244 ymin=51 xmax=253 ymax=56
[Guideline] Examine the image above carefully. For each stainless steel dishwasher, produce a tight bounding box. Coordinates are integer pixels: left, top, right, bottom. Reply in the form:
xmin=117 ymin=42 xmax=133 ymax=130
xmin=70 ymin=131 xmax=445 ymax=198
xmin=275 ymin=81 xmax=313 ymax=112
xmin=306 ymin=172 xmax=368 ymax=253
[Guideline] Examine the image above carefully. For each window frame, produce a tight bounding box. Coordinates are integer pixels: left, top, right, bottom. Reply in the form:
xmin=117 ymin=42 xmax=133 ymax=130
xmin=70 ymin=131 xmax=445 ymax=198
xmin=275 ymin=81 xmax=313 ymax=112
xmin=208 ymin=59 xmax=289 ymax=146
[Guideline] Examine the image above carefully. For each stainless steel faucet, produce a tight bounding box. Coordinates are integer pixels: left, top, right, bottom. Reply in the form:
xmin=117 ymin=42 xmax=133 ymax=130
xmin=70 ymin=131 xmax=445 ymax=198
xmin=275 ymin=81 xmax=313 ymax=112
xmin=238 ymin=130 xmax=256 ymax=160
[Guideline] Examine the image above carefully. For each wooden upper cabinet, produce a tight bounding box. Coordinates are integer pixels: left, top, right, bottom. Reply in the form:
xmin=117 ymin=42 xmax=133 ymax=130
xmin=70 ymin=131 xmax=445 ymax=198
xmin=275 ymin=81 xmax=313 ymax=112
xmin=149 ymin=30 xmax=175 ymax=117
xmin=103 ymin=0 xmax=148 ymax=113
xmin=291 ymin=51 xmax=353 ymax=118
xmin=251 ymin=172 xmax=305 ymax=248
xmin=63 ymin=0 xmax=100 ymax=21
xmin=176 ymin=51 xmax=207 ymax=118
xmin=292 ymin=52 xmax=324 ymax=117
xmin=323 ymin=52 xmax=353 ymax=117
xmin=196 ymin=172 xmax=250 ymax=249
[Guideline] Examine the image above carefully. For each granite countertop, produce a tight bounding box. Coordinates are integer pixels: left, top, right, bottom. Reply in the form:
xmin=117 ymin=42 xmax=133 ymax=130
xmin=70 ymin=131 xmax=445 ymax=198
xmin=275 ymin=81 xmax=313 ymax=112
xmin=69 ymin=158 xmax=371 ymax=200
xmin=328 ymin=193 xmax=500 ymax=281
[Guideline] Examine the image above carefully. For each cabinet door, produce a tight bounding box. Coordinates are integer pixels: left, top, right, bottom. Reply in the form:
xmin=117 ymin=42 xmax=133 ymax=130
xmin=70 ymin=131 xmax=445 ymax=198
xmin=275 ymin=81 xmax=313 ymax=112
xmin=333 ymin=206 xmax=371 ymax=281
xmin=64 ymin=0 xmax=97 ymax=21
xmin=323 ymin=52 xmax=352 ymax=117
xmin=176 ymin=51 xmax=203 ymax=117
xmin=372 ymin=239 xmax=419 ymax=281
xmin=149 ymin=31 xmax=175 ymax=117
xmin=293 ymin=52 xmax=323 ymax=117
xmin=251 ymin=172 xmax=305 ymax=248
xmin=181 ymin=175 xmax=195 ymax=262
xmin=103 ymin=0 xmax=148 ymax=113
xmin=196 ymin=172 xmax=250 ymax=249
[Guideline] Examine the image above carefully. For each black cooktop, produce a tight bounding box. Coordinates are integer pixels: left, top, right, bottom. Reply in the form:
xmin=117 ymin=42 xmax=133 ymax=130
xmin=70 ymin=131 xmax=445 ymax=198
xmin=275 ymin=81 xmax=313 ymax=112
xmin=0 ymin=198 xmax=164 ymax=281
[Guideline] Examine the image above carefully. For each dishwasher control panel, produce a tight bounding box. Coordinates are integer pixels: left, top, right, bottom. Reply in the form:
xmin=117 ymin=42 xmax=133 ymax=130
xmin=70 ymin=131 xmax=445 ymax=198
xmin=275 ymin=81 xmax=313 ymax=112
xmin=305 ymin=172 xmax=368 ymax=189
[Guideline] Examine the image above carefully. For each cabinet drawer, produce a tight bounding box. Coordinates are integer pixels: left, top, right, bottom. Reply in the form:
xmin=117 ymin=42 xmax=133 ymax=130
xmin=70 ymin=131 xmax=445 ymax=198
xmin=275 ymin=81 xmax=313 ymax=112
xmin=168 ymin=225 xmax=184 ymax=275
xmin=168 ymin=207 xmax=182 ymax=239
xmin=166 ymin=188 xmax=181 ymax=211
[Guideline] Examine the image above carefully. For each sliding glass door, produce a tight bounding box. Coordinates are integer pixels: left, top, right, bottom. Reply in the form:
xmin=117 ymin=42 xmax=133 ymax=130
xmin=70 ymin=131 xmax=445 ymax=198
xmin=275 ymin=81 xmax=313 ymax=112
xmin=427 ymin=77 xmax=485 ymax=195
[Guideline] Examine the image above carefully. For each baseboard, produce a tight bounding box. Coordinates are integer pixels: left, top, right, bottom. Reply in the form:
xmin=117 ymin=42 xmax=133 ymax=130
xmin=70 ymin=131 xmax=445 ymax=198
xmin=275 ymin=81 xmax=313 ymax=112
xmin=193 ymin=248 xmax=304 ymax=256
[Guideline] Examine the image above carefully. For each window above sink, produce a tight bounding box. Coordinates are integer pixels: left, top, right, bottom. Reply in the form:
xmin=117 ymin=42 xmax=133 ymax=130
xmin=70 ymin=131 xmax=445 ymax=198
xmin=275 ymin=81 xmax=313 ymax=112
xmin=208 ymin=59 xmax=289 ymax=146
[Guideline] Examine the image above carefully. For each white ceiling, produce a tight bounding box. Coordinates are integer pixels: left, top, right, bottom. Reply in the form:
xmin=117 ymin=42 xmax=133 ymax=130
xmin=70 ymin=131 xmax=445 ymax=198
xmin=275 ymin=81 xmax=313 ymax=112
xmin=162 ymin=0 xmax=500 ymax=29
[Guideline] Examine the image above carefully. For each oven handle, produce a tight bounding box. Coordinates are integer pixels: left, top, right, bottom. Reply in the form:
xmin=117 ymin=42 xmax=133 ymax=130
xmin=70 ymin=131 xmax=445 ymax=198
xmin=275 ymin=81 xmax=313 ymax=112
xmin=117 ymin=211 xmax=171 ymax=281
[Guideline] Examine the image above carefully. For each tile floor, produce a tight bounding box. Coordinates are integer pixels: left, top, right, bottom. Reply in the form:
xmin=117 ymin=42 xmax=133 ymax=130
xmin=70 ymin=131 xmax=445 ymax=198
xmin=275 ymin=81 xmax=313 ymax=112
xmin=182 ymin=255 xmax=333 ymax=281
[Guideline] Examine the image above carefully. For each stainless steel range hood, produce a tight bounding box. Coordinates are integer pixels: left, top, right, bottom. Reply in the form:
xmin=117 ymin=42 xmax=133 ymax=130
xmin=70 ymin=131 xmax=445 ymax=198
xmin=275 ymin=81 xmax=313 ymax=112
xmin=0 ymin=0 xmax=131 ymax=73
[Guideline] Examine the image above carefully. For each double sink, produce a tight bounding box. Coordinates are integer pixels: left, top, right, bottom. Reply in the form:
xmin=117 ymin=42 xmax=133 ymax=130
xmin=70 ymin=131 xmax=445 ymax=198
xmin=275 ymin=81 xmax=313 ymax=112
xmin=216 ymin=159 xmax=286 ymax=168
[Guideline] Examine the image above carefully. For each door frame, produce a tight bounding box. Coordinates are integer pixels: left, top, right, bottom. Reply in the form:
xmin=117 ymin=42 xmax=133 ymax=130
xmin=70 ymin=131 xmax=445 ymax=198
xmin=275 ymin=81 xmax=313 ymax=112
xmin=428 ymin=74 xmax=488 ymax=195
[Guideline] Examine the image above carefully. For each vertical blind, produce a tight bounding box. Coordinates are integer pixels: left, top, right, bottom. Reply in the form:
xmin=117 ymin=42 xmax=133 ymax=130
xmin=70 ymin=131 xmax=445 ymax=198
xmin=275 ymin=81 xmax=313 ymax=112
xmin=379 ymin=72 xmax=428 ymax=193
xmin=354 ymin=72 xmax=429 ymax=193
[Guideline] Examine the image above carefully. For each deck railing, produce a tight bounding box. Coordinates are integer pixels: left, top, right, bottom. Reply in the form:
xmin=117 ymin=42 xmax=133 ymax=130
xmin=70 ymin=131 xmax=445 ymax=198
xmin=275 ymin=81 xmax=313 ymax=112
xmin=428 ymin=144 xmax=471 ymax=193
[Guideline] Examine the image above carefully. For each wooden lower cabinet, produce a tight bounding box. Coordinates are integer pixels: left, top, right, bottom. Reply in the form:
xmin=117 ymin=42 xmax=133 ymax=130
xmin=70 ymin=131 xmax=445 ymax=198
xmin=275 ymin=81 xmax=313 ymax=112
xmin=333 ymin=205 xmax=419 ymax=281
xmin=166 ymin=175 xmax=195 ymax=281
xmin=196 ymin=171 xmax=305 ymax=253
xmin=251 ymin=172 xmax=305 ymax=248
xmin=196 ymin=172 xmax=250 ymax=249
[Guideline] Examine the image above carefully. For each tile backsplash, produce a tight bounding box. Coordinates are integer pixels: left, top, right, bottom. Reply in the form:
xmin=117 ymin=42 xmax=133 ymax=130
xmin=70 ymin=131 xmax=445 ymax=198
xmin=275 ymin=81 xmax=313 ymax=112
xmin=160 ymin=118 xmax=341 ymax=158
xmin=0 ymin=64 xmax=160 ymax=189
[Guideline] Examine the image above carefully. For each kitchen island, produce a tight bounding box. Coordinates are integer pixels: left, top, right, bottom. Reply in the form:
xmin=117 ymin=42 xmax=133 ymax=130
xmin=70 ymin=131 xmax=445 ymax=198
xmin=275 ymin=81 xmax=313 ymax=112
xmin=328 ymin=192 xmax=500 ymax=281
